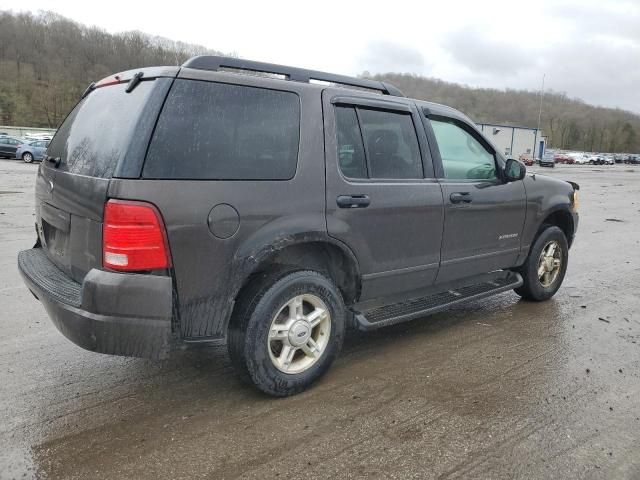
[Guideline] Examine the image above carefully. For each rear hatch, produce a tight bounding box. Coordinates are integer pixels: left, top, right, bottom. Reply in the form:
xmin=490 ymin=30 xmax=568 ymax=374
xmin=36 ymin=68 xmax=177 ymax=282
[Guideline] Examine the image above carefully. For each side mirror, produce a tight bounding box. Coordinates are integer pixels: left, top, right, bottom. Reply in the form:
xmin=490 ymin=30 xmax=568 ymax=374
xmin=504 ymin=158 xmax=526 ymax=181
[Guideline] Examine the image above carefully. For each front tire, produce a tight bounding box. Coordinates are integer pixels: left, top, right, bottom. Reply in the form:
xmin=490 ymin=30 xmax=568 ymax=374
xmin=228 ymin=270 xmax=346 ymax=397
xmin=515 ymin=226 xmax=568 ymax=301
xmin=22 ymin=152 xmax=34 ymax=163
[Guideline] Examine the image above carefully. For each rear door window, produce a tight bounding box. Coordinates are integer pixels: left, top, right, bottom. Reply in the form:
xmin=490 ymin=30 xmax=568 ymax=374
xmin=143 ymin=80 xmax=300 ymax=180
xmin=335 ymin=106 xmax=367 ymax=178
xmin=334 ymin=106 xmax=423 ymax=180
xmin=47 ymin=81 xmax=156 ymax=178
xmin=358 ymin=108 xmax=423 ymax=179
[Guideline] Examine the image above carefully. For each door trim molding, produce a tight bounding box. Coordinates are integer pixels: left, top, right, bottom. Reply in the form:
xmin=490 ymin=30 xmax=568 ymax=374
xmin=441 ymin=247 xmax=520 ymax=266
xmin=362 ymin=262 xmax=439 ymax=280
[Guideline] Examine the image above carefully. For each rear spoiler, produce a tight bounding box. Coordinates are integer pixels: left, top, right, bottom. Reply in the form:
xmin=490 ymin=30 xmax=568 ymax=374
xmin=80 ymin=66 xmax=181 ymax=99
xmin=566 ymin=181 xmax=580 ymax=191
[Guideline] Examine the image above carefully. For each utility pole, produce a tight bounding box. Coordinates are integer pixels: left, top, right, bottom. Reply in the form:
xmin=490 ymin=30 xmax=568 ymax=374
xmin=534 ymin=74 xmax=546 ymax=157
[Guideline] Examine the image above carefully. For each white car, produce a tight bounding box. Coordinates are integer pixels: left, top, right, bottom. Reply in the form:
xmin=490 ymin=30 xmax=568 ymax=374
xmin=570 ymin=153 xmax=590 ymax=165
xmin=24 ymin=133 xmax=53 ymax=141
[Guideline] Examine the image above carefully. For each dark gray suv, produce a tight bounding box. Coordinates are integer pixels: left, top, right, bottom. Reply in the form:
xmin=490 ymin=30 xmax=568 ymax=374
xmin=18 ymin=56 xmax=579 ymax=396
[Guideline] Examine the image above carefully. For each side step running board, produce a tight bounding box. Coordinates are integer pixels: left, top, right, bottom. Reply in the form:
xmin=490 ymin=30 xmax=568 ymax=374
xmin=353 ymin=271 xmax=523 ymax=331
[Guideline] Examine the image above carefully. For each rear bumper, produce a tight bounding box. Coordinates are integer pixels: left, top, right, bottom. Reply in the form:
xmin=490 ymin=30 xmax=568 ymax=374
xmin=18 ymin=248 xmax=173 ymax=359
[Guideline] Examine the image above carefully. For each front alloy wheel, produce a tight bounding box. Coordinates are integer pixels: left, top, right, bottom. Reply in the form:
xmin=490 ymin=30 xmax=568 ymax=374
xmin=537 ymin=241 xmax=562 ymax=288
xmin=514 ymin=225 xmax=569 ymax=301
xmin=23 ymin=152 xmax=33 ymax=163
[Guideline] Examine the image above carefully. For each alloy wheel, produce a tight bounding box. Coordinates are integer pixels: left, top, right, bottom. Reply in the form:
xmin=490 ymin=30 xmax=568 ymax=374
xmin=537 ymin=241 xmax=562 ymax=288
xmin=267 ymin=294 xmax=331 ymax=374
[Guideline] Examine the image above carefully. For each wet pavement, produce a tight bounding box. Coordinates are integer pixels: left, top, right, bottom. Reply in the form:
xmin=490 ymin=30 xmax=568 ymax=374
xmin=1 ymin=160 xmax=639 ymax=479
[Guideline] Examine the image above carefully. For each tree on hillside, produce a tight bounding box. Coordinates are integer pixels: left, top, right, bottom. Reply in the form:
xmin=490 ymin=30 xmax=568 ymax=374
xmin=367 ymin=73 xmax=640 ymax=152
xmin=0 ymin=10 xmax=228 ymax=127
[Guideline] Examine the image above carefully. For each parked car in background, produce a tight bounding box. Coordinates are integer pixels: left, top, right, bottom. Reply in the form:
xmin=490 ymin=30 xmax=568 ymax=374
xmin=540 ymin=152 xmax=556 ymax=167
xmin=603 ymin=155 xmax=614 ymax=165
xmin=15 ymin=139 xmax=50 ymax=163
xmin=519 ymin=153 xmax=535 ymax=166
xmin=588 ymin=155 xmax=604 ymax=165
xmin=24 ymin=133 xmax=54 ymax=141
xmin=0 ymin=136 xmax=25 ymax=158
xmin=625 ymin=155 xmax=640 ymax=165
xmin=554 ymin=153 xmax=574 ymax=164
xmin=569 ymin=153 xmax=590 ymax=165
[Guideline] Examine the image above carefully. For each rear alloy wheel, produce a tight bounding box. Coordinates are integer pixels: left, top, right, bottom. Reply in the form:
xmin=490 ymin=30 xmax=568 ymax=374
xmin=228 ymin=270 xmax=345 ymax=397
xmin=515 ymin=225 xmax=568 ymax=301
xmin=22 ymin=152 xmax=34 ymax=163
xmin=267 ymin=294 xmax=332 ymax=374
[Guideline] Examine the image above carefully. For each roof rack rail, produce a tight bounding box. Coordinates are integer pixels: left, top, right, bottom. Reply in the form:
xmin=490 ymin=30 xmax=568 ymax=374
xmin=181 ymin=56 xmax=405 ymax=97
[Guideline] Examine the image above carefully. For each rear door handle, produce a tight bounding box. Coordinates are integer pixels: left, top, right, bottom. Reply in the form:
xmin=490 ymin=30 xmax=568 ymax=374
xmin=337 ymin=195 xmax=371 ymax=208
xmin=450 ymin=192 xmax=473 ymax=204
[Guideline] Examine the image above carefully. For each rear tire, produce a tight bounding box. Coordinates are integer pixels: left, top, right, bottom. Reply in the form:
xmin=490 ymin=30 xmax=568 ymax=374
xmin=22 ymin=152 xmax=34 ymax=163
xmin=228 ymin=270 xmax=346 ymax=397
xmin=515 ymin=225 xmax=568 ymax=301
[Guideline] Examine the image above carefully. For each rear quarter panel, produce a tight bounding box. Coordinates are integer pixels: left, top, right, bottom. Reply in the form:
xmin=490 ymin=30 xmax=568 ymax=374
xmin=108 ymin=78 xmax=326 ymax=340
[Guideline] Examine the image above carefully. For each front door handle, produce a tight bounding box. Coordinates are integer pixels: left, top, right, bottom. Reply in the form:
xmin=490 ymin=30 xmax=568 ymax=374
xmin=450 ymin=192 xmax=473 ymax=204
xmin=337 ymin=195 xmax=371 ymax=209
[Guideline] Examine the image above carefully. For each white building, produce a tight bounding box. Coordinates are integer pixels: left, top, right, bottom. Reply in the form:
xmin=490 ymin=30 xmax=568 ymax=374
xmin=478 ymin=123 xmax=547 ymax=159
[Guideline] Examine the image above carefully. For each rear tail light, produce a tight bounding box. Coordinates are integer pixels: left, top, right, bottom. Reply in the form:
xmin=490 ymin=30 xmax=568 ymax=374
xmin=103 ymin=199 xmax=171 ymax=271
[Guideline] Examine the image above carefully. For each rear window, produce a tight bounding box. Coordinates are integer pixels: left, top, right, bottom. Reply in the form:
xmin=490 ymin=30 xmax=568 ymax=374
xmin=47 ymin=81 xmax=156 ymax=178
xmin=143 ymin=79 xmax=300 ymax=180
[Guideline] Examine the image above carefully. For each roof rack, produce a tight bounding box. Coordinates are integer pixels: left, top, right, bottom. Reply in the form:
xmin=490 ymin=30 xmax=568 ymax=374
xmin=181 ymin=56 xmax=405 ymax=97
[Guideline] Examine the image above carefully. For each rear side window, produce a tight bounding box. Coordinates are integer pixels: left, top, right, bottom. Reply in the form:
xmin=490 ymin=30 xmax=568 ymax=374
xmin=334 ymin=106 xmax=423 ymax=180
xmin=143 ymin=80 xmax=300 ymax=180
xmin=48 ymin=81 xmax=156 ymax=178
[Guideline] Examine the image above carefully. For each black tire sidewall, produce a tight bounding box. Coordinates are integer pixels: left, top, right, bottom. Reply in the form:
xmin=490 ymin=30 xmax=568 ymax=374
xmin=522 ymin=226 xmax=568 ymax=300
xmin=241 ymin=271 xmax=345 ymax=396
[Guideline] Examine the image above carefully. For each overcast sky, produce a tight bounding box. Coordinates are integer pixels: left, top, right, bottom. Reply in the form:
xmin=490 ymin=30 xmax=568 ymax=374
xmin=8 ymin=0 xmax=640 ymax=113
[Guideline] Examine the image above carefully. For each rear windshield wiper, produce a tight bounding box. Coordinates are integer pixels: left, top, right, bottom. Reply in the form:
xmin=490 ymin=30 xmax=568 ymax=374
xmin=125 ymin=72 xmax=144 ymax=93
xmin=81 ymin=82 xmax=96 ymax=99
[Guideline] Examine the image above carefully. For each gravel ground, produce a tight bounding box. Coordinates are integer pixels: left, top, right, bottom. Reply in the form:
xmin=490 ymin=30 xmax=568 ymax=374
xmin=1 ymin=160 xmax=639 ymax=479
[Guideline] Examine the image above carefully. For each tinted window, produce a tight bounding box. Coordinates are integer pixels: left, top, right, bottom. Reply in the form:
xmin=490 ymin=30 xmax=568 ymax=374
xmin=48 ymin=81 xmax=156 ymax=178
xmin=335 ymin=107 xmax=367 ymax=178
xmin=334 ymin=106 xmax=423 ymax=179
xmin=358 ymin=108 xmax=423 ymax=179
xmin=143 ymin=80 xmax=300 ymax=180
xmin=430 ymin=118 xmax=497 ymax=180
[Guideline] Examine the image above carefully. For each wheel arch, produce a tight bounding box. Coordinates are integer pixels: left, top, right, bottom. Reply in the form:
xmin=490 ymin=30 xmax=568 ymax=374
xmin=225 ymin=233 xmax=361 ymax=336
xmin=538 ymin=207 xmax=575 ymax=247
xmin=236 ymin=235 xmax=361 ymax=304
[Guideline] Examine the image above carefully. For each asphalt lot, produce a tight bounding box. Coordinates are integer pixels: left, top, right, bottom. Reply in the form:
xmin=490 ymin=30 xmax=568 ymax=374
xmin=1 ymin=160 xmax=639 ymax=479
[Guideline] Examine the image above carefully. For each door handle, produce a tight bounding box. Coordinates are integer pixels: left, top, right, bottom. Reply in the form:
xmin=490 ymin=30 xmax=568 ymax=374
xmin=450 ymin=192 xmax=473 ymax=204
xmin=337 ymin=195 xmax=371 ymax=209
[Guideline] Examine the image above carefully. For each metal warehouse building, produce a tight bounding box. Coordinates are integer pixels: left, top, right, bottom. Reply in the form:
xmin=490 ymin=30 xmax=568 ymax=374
xmin=478 ymin=123 xmax=547 ymax=159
